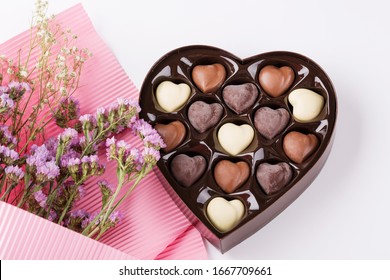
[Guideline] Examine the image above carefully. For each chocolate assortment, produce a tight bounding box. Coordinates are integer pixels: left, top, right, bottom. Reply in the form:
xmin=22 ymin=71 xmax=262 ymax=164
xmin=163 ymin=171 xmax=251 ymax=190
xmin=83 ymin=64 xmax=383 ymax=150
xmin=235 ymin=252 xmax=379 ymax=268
xmin=139 ymin=45 xmax=337 ymax=252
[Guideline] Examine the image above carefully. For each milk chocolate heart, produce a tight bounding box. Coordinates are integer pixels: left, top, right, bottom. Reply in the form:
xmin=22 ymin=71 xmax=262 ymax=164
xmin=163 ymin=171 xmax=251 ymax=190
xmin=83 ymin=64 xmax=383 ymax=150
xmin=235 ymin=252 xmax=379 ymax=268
xmin=259 ymin=65 xmax=295 ymax=97
xmin=283 ymin=131 xmax=319 ymax=163
xmin=188 ymin=101 xmax=223 ymax=133
xmin=254 ymin=107 xmax=290 ymax=139
xmin=139 ymin=46 xmax=337 ymax=253
xmin=256 ymin=162 xmax=293 ymax=195
xmin=171 ymin=154 xmax=206 ymax=187
xmin=154 ymin=121 xmax=186 ymax=153
xmin=192 ymin=63 xmax=226 ymax=93
xmin=214 ymin=160 xmax=250 ymax=193
xmin=222 ymin=83 xmax=258 ymax=114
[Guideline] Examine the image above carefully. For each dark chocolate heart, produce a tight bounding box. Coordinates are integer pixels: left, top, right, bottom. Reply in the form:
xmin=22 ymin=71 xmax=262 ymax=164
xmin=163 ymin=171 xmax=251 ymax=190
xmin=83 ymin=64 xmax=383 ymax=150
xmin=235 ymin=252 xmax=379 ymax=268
xmin=283 ymin=131 xmax=319 ymax=163
xmin=192 ymin=63 xmax=226 ymax=93
xmin=222 ymin=83 xmax=258 ymax=114
xmin=254 ymin=107 xmax=290 ymax=139
xmin=258 ymin=65 xmax=295 ymax=97
xmin=139 ymin=46 xmax=337 ymax=253
xmin=171 ymin=154 xmax=206 ymax=187
xmin=154 ymin=121 xmax=186 ymax=153
xmin=256 ymin=162 xmax=293 ymax=195
xmin=214 ymin=160 xmax=250 ymax=193
xmin=188 ymin=101 xmax=223 ymax=133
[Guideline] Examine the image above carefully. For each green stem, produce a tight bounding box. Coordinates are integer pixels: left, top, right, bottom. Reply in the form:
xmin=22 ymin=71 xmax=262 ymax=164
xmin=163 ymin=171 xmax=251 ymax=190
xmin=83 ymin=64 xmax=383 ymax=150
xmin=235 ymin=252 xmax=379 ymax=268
xmin=57 ymin=188 xmax=77 ymax=224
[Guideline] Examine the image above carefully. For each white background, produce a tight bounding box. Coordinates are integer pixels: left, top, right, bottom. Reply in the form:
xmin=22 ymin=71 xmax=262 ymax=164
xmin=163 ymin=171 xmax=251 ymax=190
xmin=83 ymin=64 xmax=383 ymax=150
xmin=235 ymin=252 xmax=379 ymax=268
xmin=1 ymin=0 xmax=389 ymax=259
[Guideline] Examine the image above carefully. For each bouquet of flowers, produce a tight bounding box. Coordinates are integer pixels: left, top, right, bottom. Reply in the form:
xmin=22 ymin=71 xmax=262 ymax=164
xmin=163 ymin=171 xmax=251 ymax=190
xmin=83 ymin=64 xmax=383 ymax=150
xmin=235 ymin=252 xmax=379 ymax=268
xmin=0 ymin=0 xmax=164 ymax=240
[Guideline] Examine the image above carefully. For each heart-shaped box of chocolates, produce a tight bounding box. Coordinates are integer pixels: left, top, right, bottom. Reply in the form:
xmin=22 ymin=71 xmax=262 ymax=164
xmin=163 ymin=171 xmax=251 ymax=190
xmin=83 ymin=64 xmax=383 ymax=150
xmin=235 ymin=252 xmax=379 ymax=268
xmin=139 ymin=45 xmax=337 ymax=253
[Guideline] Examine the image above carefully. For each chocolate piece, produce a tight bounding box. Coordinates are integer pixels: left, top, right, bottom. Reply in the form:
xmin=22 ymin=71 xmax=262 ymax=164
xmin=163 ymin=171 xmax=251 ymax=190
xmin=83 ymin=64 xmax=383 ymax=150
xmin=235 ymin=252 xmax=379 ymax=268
xmin=258 ymin=65 xmax=294 ymax=97
xmin=154 ymin=121 xmax=186 ymax=153
xmin=171 ymin=154 xmax=206 ymax=187
xmin=192 ymin=63 xmax=226 ymax=93
xmin=256 ymin=162 xmax=292 ymax=195
xmin=188 ymin=101 xmax=223 ymax=133
xmin=283 ymin=131 xmax=319 ymax=163
xmin=254 ymin=107 xmax=290 ymax=139
xmin=289 ymin=88 xmax=325 ymax=122
xmin=155 ymin=81 xmax=191 ymax=112
xmin=217 ymin=123 xmax=254 ymax=155
xmin=214 ymin=160 xmax=250 ymax=193
xmin=206 ymin=197 xmax=245 ymax=232
xmin=222 ymin=83 xmax=258 ymax=114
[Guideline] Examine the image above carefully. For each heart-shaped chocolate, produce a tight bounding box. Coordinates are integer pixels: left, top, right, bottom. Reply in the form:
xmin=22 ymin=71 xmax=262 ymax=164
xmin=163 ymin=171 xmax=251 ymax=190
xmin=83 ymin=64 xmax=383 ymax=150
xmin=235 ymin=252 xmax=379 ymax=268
xmin=283 ymin=131 xmax=319 ymax=164
xmin=217 ymin=123 xmax=254 ymax=155
xmin=254 ymin=107 xmax=290 ymax=139
xmin=288 ymin=88 xmax=325 ymax=122
xmin=206 ymin=197 xmax=245 ymax=232
xmin=192 ymin=63 xmax=226 ymax=93
xmin=256 ymin=162 xmax=293 ymax=195
xmin=155 ymin=81 xmax=191 ymax=112
xmin=188 ymin=101 xmax=223 ymax=133
xmin=222 ymin=83 xmax=258 ymax=114
xmin=214 ymin=160 xmax=250 ymax=193
xmin=139 ymin=46 xmax=337 ymax=253
xmin=259 ymin=65 xmax=295 ymax=97
xmin=171 ymin=154 xmax=206 ymax=187
xmin=154 ymin=121 xmax=186 ymax=153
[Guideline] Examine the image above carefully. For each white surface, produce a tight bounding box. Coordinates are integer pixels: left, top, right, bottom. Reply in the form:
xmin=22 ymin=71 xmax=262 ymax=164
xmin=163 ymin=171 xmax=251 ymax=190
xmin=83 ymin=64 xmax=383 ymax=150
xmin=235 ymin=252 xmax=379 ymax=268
xmin=1 ymin=0 xmax=389 ymax=259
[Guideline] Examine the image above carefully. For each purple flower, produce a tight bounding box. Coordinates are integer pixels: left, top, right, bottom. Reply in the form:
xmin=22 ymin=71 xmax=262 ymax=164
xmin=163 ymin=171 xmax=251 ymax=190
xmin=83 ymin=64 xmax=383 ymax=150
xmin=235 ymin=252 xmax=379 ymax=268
xmin=33 ymin=190 xmax=47 ymax=208
xmin=77 ymin=185 xmax=86 ymax=199
xmin=116 ymin=140 xmax=130 ymax=150
xmin=48 ymin=210 xmax=58 ymax=222
xmin=70 ymin=209 xmax=88 ymax=219
xmin=106 ymin=136 xmax=116 ymax=147
xmin=96 ymin=107 xmax=105 ymax=115
xmin=108 ymin=210 xmax=124 ymax=225
xmin=0 ymin=85 xmax=9 ymax=94
xmin=143 ymin=133 xmax=166 ymax=149
xmin=26 ymin=144 xmax=50 ymax=167
xmin=4 ymin=165 xmax=24 ymax=182
xmin=58 ymin=128 xmax=78 ymax=144
xmin=0 ymin=125 xmax=17 ymax=146
xmin=8 ymin=81 xmax=31 ymax=92
xmin=0 ymin=93 xmax=14 ymax=109
xmin=36 ymin=160 xmax=60 ymax=181
xmin=0 ymin=145 xmax=19 ymax=164
xmin=142 ymin=147 xmax=160 ymax=164
xmin=132 ymin=119 xmax=155 ymax=137
xmin=98 ymin=179 xmax=115 ymax=193
xmin=79 ymin=114 xmax=96 ymax=129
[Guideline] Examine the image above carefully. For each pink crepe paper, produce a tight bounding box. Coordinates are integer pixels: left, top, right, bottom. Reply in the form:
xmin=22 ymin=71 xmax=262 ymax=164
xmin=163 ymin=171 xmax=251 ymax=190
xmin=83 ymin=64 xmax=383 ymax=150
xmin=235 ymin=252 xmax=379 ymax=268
xmin=0 ymin=4 xmax=207 ymax=260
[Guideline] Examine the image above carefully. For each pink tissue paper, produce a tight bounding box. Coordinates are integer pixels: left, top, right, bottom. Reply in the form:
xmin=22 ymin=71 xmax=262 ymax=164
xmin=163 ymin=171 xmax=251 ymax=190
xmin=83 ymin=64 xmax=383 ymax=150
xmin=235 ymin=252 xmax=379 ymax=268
xmin=0 ymin=4 xmax=207 ymax=260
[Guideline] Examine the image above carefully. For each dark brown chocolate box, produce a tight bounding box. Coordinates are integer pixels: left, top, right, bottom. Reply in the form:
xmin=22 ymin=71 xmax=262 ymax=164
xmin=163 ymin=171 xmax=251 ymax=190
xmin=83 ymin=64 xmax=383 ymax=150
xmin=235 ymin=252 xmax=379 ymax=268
xmin=139 ymin=45 xmax=337 ymax=253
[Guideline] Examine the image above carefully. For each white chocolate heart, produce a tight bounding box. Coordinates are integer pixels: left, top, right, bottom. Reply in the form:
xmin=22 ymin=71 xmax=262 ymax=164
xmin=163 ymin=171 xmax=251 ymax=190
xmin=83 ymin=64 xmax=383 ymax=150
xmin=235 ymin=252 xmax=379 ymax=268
xmin=206 ymin=197 xmax=245 ymax=232
xmin=218 ymin=123 xmax=254 ymax=155
xmin=288 ymin=88 xmax=324 ymax=122
xmin=156 ymin=81 xmax=191 ymax=112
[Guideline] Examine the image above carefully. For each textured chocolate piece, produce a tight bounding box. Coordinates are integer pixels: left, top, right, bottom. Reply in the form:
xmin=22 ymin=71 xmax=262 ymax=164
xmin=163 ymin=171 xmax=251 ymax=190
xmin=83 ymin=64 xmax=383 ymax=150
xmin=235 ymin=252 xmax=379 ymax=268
xmin=188 ymin=101 xmax=223 ymax=133
xmin=154 ymin=121 xmax=186 ymax=153
xmin=171 ymin=154 xmax=206 ymax=187
xmin=259 ymin=65 xmax=295 ymax=97
xmin=256 ymin=162 xmax=293 ymax=195
xmin=139 ymin=45 xmax=337 ymax=253
xmin=283 ymin=131 xmax=319 ymax=163
xmin=222 ymin=83 xmax=258 ymax=114
xmin=214 ymin=160 xmax=250 ymax=193
xmin=192 ymin=63 xmax=226 ymax=93
xmin=254 ymin=107 xmax=290 ymax=139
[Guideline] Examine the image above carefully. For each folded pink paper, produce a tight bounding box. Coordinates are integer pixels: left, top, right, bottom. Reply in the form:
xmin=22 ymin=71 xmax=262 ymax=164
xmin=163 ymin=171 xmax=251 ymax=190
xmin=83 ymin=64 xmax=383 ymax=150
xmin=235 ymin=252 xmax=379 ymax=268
xmin=0 ymin=4 xmax=207 ymax=260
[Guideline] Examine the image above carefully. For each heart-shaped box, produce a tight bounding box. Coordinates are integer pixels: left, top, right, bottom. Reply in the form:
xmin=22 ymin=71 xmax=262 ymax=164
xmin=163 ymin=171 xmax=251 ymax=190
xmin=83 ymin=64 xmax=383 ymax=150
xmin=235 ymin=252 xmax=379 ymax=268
xmin=139 ymin=45 xmax=337 ymax=253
